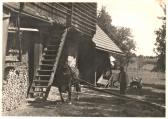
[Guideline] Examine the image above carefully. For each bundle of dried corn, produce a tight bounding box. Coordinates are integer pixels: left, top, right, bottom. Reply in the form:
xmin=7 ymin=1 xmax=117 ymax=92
xmin=2 ymin=65 xmax=28 ymax=112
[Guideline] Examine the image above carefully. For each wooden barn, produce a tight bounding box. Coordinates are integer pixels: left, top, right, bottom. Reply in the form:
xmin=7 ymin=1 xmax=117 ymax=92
xmin=2 ymin=2 xmax=97 ymax=111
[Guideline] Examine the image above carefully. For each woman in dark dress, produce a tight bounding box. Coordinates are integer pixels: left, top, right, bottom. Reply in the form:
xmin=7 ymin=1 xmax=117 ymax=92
xmin=118 ymin=66 xmax=128 ymax=94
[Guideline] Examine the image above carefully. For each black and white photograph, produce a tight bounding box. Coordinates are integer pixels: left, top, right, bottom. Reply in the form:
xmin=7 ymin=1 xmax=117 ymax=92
xmin=1 ymin=0 xmax=166 ymax=117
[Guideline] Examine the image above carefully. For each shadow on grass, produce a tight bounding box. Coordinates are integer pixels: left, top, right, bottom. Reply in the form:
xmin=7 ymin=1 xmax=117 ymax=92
xmin=107 ymin=83 xmax=165 ymax=105
xmin=128 ymin=88 xmax=165 ymax=105
xmin=25 ymin=83 xmax=165 ymax=117
xmin=143 ymin=83 xmax=165 ymax=90
xmin=26 ymin=96 xmax=128 ymax=116
xmin=27 ymin=99 xmax=68 ymax=109
xmin=26 ymin=92 xmax=165 ymax=117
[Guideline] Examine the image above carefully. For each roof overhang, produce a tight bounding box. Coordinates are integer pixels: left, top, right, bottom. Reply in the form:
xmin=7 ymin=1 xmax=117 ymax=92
xmin=93 ymin=25 xmax=125 ymax=56
xmin=96 ymin=46 xmax=125 ymax=56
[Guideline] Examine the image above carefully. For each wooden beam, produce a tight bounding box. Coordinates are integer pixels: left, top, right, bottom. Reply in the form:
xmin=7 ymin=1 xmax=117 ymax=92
xmin=8 ymin=27 xmax=39 ymax=32
xmin=95 ymin=46 xmax=125 ymax=56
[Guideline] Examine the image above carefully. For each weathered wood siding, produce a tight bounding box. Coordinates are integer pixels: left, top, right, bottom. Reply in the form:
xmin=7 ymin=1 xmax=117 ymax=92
xmin=71 ymin=3 xmax=97 ymax=36
xmin=3 ymin=2 xmax=97 ymax=37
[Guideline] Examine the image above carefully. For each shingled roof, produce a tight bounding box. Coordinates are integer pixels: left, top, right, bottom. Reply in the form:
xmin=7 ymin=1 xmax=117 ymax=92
xmin=93 ymin=25 xmax=124 ymax=55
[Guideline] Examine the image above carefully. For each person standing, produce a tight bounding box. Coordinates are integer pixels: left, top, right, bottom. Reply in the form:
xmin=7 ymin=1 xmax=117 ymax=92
xmin=118 ymin=66 xmax=128 ymax=94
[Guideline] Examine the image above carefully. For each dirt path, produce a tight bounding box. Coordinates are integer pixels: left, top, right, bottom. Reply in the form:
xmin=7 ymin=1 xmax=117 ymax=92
xmin=2 ymin=87 xmax=165 ymax=117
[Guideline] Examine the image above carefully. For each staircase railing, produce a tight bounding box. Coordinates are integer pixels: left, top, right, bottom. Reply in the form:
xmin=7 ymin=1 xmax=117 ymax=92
xmin=47 ymin=28 xmax=68 ymax=87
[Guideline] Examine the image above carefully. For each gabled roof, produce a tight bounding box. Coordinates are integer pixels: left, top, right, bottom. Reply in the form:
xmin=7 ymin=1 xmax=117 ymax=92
xmin=93 ymin=25 xmax=124 ymax=55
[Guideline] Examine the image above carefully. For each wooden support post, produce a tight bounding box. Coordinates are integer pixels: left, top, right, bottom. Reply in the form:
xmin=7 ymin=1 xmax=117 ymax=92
xmin=17 ymin=3 xmax=24 ymax=61
xmin=17 ymin=8 xmax=22 ymax=61
xmin=94 ymin=71 xmax=97 ymax=86
xmin=34 ymin=33 xmax=42 ymax=75
xmin=3 ymin=11 xmax=10 ymax=79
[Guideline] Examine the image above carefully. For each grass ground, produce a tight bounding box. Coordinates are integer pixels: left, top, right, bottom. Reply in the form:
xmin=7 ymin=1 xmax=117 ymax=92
xmin=2 ymin=87 xmax=165 ymax=117
xmin=110 ymin=63 xmax=165 ymax=106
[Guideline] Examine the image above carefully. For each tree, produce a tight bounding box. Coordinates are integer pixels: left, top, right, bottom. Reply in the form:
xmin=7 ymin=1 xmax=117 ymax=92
xmin=97 ymin=7 xmax=113 ymax=34
xmin=153 ymin=1 xmax=166 ymax=72
xmin=113 ymin=27 xmax=136 ymax=70
xmin=97 ymin=6 xmax=136 ymax=69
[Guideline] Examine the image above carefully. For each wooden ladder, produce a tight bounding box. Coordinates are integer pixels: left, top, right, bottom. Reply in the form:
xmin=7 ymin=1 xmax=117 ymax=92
xmin=27 ymin=28 xmax=68 ymax=100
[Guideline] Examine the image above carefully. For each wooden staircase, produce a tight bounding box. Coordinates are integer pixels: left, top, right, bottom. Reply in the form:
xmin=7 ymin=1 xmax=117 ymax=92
xmin=27 ymin=28 xmax=68 ymax=100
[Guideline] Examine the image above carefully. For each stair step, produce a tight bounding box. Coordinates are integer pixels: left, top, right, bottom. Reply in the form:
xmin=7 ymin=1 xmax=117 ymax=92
xmin=37 ymin=70 xmax=53 ymax=72
xmin=39 ymin=64 xmax=53 ymax=67
xmin=43 ymin=54 xmax=57 ymax=57
xmin=45 ymin=46 xmax=59 ymax=50
xmin=48 ymin=38 xmax=61 ymax=42
xmin=44 ymin=49 xmax=57 ymax=52
xmin=44 ymin=51 xmax=57 ymax=55
xmin=36 ymin=75 xmax=50 ymax=77
xmin=32 ymin=86 xmax=48 ymax=88
xmin=42 ymin=57 xmax=56 ymax=60
xmin=39 ymin=64 xmax=54 ymax=70
xmin=47 ymin=44 xmax=59 ymax=48
xmin=33 ymin=80 xmax=49 ymax=82
xmin=43 ymin=50 xmax=57 ymax=55
xmin=47 ymin=45 xmax=57 ymax=48
xmin=41 ymin=62 xmax=55 ymax=65
xmin=43 ymin=54 xmax=57 ymax=56
xmin=47 ymin=44 xmax=57 ymax=46
xmin=37 ymin=70 xmax=53 ymax=75
xmin=41 ymin=59 xmax=55 ymax=64
xmin=29 ymin=90 xmax=46 ymax=93
xmin=41 ymin=59 xmax=55 ymax=62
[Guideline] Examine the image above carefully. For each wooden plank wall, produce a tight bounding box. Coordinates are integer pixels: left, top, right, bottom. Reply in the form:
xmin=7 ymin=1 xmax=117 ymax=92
xmin=4 ymin=2 xmax=97 ymax=37
xmin=72 ymin=3 xmax=97 ymax=37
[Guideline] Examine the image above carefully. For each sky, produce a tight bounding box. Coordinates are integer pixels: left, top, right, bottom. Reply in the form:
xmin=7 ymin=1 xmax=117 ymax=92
xmin=97 ymin=0 xmax=165 ymax=56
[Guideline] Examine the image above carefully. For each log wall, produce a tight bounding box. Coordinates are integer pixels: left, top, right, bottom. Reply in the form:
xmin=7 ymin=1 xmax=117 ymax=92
xmin=3 ymin=2 xmax=97 ymax=37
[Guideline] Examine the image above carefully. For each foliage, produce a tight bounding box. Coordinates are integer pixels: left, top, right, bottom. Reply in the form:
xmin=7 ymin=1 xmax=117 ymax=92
xmin=97 ymin=7 xmax=113 ymax=34
xmin=97 ymin=6 xmax=136 ymax=68
xmin=153 ymin=2 xmax=166 ymax=72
